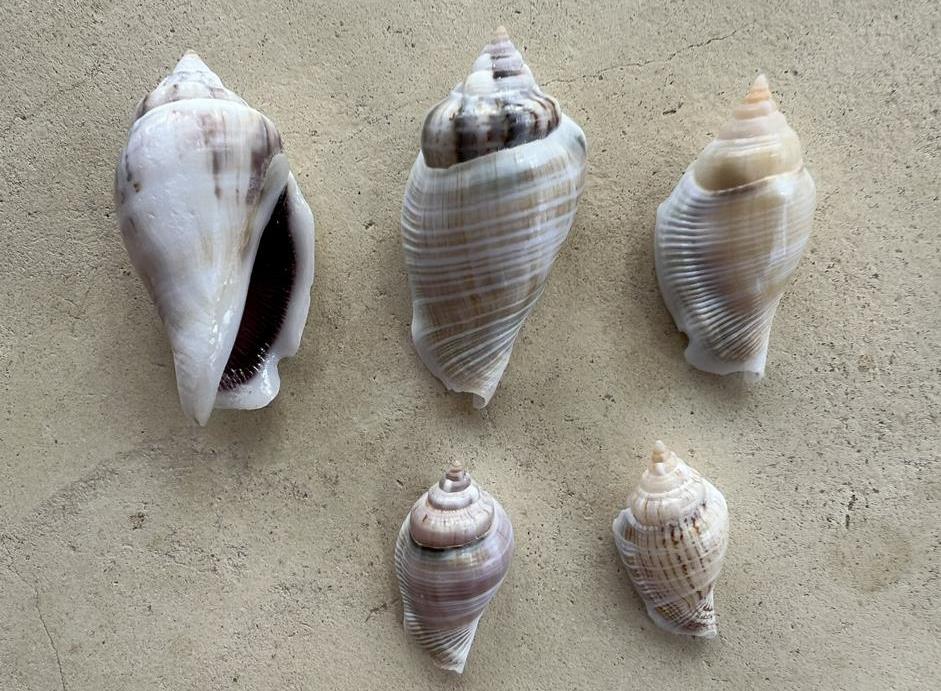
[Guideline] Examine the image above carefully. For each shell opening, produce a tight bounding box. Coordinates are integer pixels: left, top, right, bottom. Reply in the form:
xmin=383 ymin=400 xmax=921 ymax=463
xmin=217 ymin=186 xmax=298 ymax=392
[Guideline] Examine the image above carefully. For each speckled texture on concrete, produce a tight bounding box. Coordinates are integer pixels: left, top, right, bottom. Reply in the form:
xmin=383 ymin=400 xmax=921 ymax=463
xmin=1 ymin=1 xmax=939 ymax=689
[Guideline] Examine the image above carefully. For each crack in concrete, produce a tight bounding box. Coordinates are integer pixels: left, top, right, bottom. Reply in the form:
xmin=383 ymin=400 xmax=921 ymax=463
xmin=544 ymin=27 xmax=744 ymax=87
xmin=2 ymin=544 xmax=67 ymax=691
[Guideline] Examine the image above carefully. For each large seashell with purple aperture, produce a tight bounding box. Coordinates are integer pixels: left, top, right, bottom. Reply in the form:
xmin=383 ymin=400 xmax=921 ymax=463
xmin=394 ymin=460 xmax=514 ymax=673
xmin=115 ymin=51 xmax=315 ymax=425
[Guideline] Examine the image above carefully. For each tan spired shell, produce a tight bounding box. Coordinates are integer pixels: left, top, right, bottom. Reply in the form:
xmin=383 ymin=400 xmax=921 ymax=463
xmin=612 ymin=442 xmax=729 ymax=638
xmin=394 ymin=461 xmax=514 ymax=673
xmin=401 ymin=27 xmax=587 ymax=407
xmin=654 ymin=75 xmax=816 ymax=377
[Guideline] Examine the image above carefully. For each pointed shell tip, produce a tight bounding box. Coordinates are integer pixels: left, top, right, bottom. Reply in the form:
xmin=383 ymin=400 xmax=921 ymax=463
xmin=445 ymin=459 xmax=465 ymax=480
xmin=745 ymin=73 xmax=771 ymax=102
xmin=652 ymin=440 xmax=669 ymax=461
xmin=648 ymin=441 xmax=676 ymax=474
xmin=174 ymin=49 xmax=209 ymax=73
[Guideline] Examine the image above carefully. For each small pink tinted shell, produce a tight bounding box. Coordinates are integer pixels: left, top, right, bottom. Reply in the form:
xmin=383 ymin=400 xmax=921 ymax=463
xmin=394 ymin=461 xmax=514 ymax=672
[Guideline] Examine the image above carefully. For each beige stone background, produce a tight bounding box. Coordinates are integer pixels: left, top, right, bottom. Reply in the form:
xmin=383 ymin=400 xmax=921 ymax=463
xmin=1 ymin=0 xmax=939 ymax=688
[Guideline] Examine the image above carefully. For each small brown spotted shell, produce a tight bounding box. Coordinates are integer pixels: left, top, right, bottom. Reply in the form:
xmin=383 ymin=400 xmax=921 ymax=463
xmin=612 ymin=441 xmax=729 ymax=638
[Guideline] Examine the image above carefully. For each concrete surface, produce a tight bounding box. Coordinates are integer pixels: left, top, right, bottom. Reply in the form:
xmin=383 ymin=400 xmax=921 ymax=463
xmin=1 ymin=1 xmax=938 ymax=689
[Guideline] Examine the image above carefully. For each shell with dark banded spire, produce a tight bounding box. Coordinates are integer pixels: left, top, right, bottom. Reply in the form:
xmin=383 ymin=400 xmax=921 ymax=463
xmin=420 ymin=26 xmax=562 ymax=168
xmin=401 ymin=27 xmax=587 ymax=407
xmin=115 ymin=51 xmax=315 ymax=425
xmin=394 ymin=461 xmax=514 ymax=673
xmin=654 ymin=74 xmax=816 ymax=377
xmin=612 ymin=441 xmax=729 ymax=639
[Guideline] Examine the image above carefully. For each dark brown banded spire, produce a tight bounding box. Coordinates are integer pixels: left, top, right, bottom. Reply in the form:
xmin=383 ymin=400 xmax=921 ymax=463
xmin=420 ymin=26 xmax=562 ymax=169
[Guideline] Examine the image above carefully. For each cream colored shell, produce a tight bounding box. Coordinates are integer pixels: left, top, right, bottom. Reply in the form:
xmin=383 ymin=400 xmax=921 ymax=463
xmin=394 ymin=461 xmax=514 ymax=673
xmin=612 ymin=441 xmax=729 ymax=638
xmin=654 ymin=75 xmax=815 ymax=377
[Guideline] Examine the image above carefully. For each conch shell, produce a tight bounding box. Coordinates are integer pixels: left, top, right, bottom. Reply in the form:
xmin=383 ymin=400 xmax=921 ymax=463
xmin=114 ymin=51 xmax=315 ymax=424
xmin=401 ymin=26 xmax=587 ymax=407
xmin=654 ymin=75 xmax=815 ymax=377
xmin=612 ymin=441 xmax=729 ymax=638
xmin=394 ymin=461 xmax=514 ymax=673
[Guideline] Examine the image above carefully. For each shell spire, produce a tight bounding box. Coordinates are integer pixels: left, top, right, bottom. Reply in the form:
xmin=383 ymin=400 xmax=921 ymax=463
xmin=134 ymin=51 xmax=245 ymax=121
xmin=419 ymin=26 xmax=561 ymax=168
xmin=695 ymin=73 xmax=803 ymax=190
xmin=612 ymin=442 xmax=729 ymax=638
xmin=746 ymin=73 xmax=771 ymax=101
xmin=654 ymin=73 xmax=816 ymax=376
xmin=650 ymin=440 xmax=672 ymax=467
xmin=394 ymin=462 xmax=514 ymax=672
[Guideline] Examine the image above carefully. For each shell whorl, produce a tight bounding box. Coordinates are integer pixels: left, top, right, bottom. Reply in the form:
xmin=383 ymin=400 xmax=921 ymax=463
xmin=394 ymin=463 xmax=514 ymax=673
xmin=612 ymin=442 xmax=729 ymax=639
xmin=401 ymin=28 xmax=586 ymax=407
xmin=420 ymin=26 xmax=562 ymax=168
xmin=401 ymin=113 xmax=587 ymax=408
xmin=134 ymin=51 xmax=247 ymax=121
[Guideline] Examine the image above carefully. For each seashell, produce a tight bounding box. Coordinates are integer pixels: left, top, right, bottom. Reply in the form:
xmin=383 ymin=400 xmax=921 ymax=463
xmin=612 ymin=441 xmax=729 ymax=638
xmin=401 ymin=26 xmax=587 ymax=407
xmin=115 ymin=51 xmax=315 ymax=424
xmin=394 ymin=460 xmax=514 ymax=673
xmin=654 ymin=74 xmax=815 ymax=377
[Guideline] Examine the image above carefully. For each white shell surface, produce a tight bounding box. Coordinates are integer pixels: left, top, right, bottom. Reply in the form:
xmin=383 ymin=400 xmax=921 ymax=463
xmin=402 ymin=115 xmax=587 ymax=407
xmin=394 ymin=464 xmax=514 ymax=673
xmin=115 ymin=52 xmax=315 ymax=424
xmin=612 ymin=441 xmax=729 ymax=638
xmin=654 ymin=75 xmax=815 ymax=377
